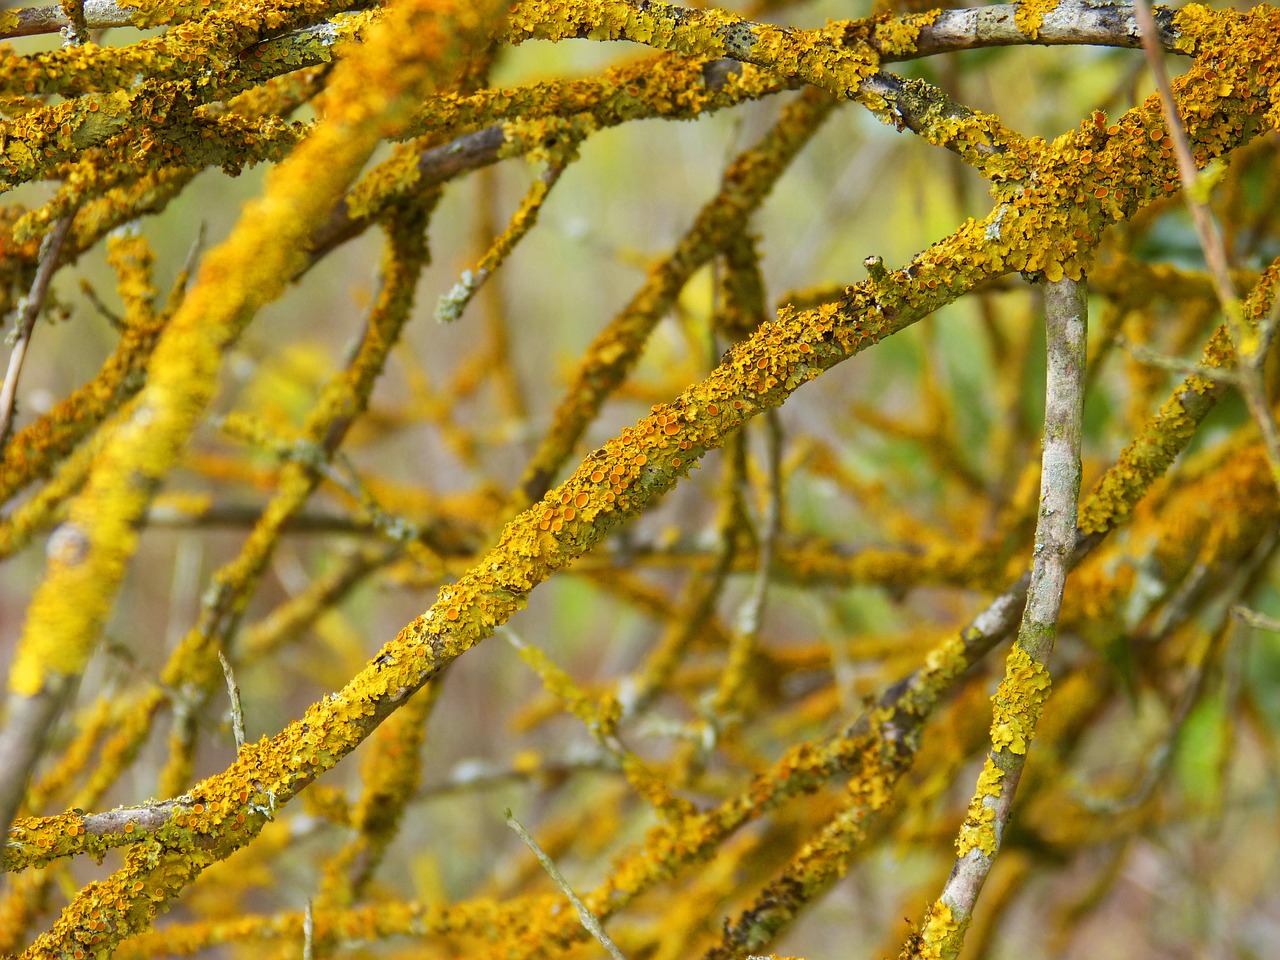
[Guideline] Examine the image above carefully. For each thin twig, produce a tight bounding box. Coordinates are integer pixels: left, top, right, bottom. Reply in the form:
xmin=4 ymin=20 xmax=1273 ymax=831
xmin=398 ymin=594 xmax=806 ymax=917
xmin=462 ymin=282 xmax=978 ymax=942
xmin=1231 ymin=604 xmax=1280 ymax=633
xmin=171 ymin=223 xmax=208 ymax=303
xmin=504 ymin=809 xmax=629 ymax=960
xmin=0 ymin=214 xmax=75 ymax=443
xmin=77 ymin=279 xmax=125 ymax=330
xmin=1132 ymin=0 xmax=1236 ymax=313
xmin=435 ymin=150 xmax=576 ymax=324
xmin=217 ymin=651 xmax=246 ymax=753
xmin=909 ymin=277 xmax=1088 ymax=958
xmin=1076 ymin=529 xmax=1276 ymax=815
xmin=1112 ymin=334 xmax=1240 ymax=383
xmin=1073 ymin=614 xmax=1219 ymax=815
xmin=414 ymin=749 xmax=617 ymax=800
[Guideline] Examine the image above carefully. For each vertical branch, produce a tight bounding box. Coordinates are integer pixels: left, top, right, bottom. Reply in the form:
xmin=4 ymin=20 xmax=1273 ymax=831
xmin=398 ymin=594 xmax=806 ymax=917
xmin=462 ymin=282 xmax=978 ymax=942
xmin=0 ymin=0 xmax=86 ymax=440
xmin=907 ymin=278 xmax=1087 ymax=959
xmin=216 ymin=652 xmax=246 ymax=753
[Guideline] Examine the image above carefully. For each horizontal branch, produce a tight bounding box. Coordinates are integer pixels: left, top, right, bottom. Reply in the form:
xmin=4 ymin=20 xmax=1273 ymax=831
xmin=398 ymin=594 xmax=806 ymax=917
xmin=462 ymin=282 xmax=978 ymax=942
xmin=0 ymin=2 xmax=1181 ymax=63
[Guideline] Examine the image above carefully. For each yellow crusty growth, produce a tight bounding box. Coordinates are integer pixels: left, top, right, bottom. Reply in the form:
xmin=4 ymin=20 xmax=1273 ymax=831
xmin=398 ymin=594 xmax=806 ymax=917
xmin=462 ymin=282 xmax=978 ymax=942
xmin=914 ymin=899 xmax=966 ymax=960
xmin=988 ymin=646 xmax=1052 ymax=756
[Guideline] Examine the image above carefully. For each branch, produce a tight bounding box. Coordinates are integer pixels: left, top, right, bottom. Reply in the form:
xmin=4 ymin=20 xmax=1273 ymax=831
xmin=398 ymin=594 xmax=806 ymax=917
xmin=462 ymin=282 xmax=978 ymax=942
xmin=910 ymin=1 xmax=1178 ymax=58
xmin=907 ymin=278 xmax=1088 ymax=960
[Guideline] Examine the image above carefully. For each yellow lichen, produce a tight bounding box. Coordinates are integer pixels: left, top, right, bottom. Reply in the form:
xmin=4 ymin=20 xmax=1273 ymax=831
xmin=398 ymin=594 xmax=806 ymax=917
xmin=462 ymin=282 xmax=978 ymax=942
xmin=988 ymin=646 xmax=1052 ymax=757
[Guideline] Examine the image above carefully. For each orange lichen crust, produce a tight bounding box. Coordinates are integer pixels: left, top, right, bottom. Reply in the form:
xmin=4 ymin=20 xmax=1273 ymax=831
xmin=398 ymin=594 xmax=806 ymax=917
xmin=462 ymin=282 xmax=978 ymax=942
xmin=316 ymin=678 xmax=444 ymax=910
xmin=406 ymin=49 xmax=789 ymax=144
xmin=507 ymin=0 xmax=886 ymax=96
xmin=507 ymin=1 xmax=1027 ymax=175
xmin=314 ymin=48 xmax=793 ymax=259
xmin=0 ymin=0 xmax=354 ymax=192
